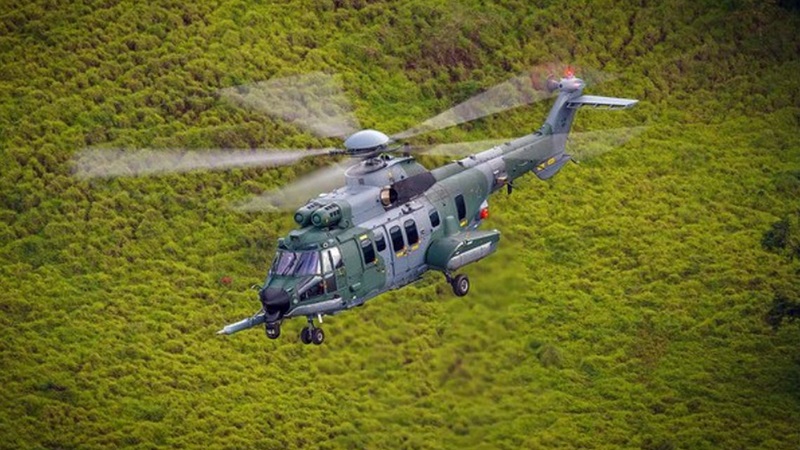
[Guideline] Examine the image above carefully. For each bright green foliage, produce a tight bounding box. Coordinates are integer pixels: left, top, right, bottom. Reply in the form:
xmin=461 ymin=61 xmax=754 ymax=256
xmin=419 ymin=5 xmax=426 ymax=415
xmin=1 ymin=1 xmax=799 ymax=449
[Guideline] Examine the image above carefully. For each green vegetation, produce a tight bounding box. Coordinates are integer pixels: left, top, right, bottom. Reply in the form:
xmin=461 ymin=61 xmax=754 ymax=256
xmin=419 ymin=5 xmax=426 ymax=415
xmin=1 ymin=0 xmax=799 ymax=448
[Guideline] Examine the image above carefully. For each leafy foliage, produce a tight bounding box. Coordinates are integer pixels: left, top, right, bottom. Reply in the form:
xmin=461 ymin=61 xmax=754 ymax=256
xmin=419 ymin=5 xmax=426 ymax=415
xmin=762 ymin=213 xmax=800 ymax=259
xmin=766 ymin=292 xmax=800 ymax=330
xmin=1 ymin=0 xmax=799 ymax=449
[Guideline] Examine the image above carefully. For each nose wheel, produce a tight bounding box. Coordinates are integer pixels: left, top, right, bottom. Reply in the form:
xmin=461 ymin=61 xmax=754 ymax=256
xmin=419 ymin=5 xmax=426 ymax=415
xmin=265 ymin=322 xmax=281 ymax=339
xmin=300 ymin=317 xmax=325 ymax=345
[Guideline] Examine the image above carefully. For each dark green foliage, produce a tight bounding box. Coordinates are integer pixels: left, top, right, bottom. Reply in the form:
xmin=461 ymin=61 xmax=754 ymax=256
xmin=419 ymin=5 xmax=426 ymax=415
xmin=766 ymin=293 xmax=800 ymax=330
xmin=1 ymin=0 xmax=799 ymax=449
xmin=641 ymin=437 xmax=675 ymax=450
xmin=763 ymin=218 xmax=791 ymax=252
xmin=762 ymin=214 xmax=800 ymax=259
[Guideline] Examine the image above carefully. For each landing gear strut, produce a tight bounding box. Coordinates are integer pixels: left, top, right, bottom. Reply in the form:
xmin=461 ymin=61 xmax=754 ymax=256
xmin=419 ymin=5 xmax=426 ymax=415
xmin=445 ymin=272 xmax=470 ymax=297
xmin=300 ymin=316 xmax=325 ymax=345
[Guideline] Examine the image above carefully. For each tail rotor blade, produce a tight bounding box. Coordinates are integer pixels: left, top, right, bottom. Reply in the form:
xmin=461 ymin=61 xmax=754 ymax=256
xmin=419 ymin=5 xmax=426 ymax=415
xmin=220 ymin=72 xmax=360 ymax=139
xmin=73 ymin=147 xmax=334 ymax=179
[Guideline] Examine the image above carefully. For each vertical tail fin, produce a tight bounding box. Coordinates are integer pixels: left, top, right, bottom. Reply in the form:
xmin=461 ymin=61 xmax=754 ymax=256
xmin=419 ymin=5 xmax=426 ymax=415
xmin=541 ymin=76 xmax=587 ymax=156
xmin=541 ymin=75 xmax=638 ymax=158
xmin=526 ymin=75 xmax=637 ymax=181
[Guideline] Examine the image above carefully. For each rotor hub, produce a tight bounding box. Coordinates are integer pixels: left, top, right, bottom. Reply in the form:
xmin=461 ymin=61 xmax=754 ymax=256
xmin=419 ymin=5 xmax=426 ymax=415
xmin=343 ymin=129 xmax=391 ymax=158
xmin=557 ymin=76 xmax=584 ymax=93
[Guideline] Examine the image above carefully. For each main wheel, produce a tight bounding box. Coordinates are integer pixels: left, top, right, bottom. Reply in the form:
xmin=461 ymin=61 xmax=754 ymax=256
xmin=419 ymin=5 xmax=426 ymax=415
xmin=311 ymin=327 xmax=325 ymax=345
xmin=266 ymin=324 xmax=281 ymax=339
xmin=452 ymin=274 xmax=470 ymax=297
xmin=300 ymin=326 xmax=312 ymax=345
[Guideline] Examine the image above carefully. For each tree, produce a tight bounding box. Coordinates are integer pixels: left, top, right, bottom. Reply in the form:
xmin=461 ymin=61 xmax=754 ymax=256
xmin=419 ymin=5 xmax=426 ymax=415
xmin=762 ymin=214 xmax=800 ymax=259
xmin=765 ymin=292 xmax=800 ymax=330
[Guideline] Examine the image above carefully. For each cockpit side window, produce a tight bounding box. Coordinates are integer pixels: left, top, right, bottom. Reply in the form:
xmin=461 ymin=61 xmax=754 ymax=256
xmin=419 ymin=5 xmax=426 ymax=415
xmin=299 ymin=277 xmax=324 ymax=301
xmin=273 ymin=251 xmax=297 ymax=276
xmin=322 ymin=250 xmax=333 ymax=274
xmin=269 ymin=254 xmax=278 ymax=275
xmin=329 ymin=246 xmax=343 ymax=269
xmin=322 ymin=249 xmax=338 ymax=293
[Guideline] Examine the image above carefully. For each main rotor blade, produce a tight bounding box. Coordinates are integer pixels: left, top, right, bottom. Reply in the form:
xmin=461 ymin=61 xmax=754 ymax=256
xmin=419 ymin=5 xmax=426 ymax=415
xmin=412 ymin=126 xmax=647 ymax=160
xmin=220 ymin=72 xmax=360 ymax=139
xmin=236 ymin=161 xmax=355 ymax=212
xmin=412 ymin=139 xmax=512 ymax=157
xmin=73 ymin=148 xmax=334 ymax=179
xmin=391 ymin=74 xmax=551 ymax=140
xmin=392 ymin=64 xmax=616 ymax=140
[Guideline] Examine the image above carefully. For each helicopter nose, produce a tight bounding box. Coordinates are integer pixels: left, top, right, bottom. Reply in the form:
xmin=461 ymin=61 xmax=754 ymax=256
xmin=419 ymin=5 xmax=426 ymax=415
xmin=259 ymin=287 xmax=291 ymax=321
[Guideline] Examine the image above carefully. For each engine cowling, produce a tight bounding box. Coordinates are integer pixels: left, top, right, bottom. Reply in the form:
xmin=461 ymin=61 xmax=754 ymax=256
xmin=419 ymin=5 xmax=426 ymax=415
xmin=294 ymin=201 xmax=322 ymax=227
xmin=311 ymin=203 xmax=343 ymax=228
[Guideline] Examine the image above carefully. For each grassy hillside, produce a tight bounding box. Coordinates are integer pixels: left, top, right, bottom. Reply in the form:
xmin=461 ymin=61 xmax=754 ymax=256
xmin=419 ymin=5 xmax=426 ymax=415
xmin=1 ymin=0 xmax=799 ymax=449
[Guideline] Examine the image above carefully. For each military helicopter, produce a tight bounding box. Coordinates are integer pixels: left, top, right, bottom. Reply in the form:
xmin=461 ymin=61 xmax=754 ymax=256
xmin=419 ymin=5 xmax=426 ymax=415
xmin=76 ymin=67 xmax=638 ymax=345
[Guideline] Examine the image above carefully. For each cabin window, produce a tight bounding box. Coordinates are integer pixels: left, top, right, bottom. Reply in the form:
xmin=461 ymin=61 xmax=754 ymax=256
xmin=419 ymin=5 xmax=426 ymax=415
xmin=375 ymin=232 xmax=387 ymax=252
xmin=455 ymin=194 xmax=466 ymax=221
xmin=390 ymin=225 xmax=405 ymax=253
xmin=361 ymin=238 xmax=376 ymax=265
xmin=404 ymin=220 xmax=419 ymax=246
xmin=429 ymin=210 xmax=440 ymax=228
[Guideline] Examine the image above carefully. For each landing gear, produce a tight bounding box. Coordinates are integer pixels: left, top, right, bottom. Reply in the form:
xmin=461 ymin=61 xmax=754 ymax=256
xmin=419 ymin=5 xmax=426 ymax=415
xmin=300 ymin=327 xmax=312 ymax=344
xmin=300 ymin=317 xmax=325 ymax=345
xmin=446 ymin=273 xmax=470 ymax=297
xmin=311 ymin=328 xmax=325 ymax=345
xmin=265 ymin=322 xmax=281 ymax=339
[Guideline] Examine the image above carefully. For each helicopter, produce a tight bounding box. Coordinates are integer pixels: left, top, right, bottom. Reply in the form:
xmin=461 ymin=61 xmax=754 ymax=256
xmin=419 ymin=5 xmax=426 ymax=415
xmin=76 ymin=67 xmax=638 ymax=345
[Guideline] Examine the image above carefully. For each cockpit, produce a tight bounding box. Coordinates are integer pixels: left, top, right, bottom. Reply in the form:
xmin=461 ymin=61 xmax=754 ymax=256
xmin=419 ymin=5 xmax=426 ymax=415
xmin=268 ymin=248 xmax=342 ymax=302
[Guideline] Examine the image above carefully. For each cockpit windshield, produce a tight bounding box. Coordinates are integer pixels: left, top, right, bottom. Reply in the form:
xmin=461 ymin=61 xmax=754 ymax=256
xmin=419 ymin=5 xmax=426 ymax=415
xmin=271 ymin=251 xmax=320 ymax=277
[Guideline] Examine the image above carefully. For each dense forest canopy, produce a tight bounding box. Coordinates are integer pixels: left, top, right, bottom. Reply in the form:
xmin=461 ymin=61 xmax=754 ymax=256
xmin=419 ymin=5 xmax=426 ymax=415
xmin=1 ymin=0 xmax=799 ymax=448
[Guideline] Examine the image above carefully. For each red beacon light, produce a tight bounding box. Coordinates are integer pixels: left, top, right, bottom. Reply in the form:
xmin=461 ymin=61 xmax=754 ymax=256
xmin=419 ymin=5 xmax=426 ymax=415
xmin=564 ymin=67 xmax=575 ymax=79
xmin=479 ymin=207 xmax=490 ymax=220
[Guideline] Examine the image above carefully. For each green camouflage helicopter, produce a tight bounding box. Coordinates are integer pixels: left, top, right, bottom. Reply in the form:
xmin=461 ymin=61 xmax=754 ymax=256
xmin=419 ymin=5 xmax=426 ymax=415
xmin=76 ymin=67 xmax=637 ymax=345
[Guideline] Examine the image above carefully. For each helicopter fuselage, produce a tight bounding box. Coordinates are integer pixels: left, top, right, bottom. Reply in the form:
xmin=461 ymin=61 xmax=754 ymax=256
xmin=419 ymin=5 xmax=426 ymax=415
xmin=219 ymin=131 xmax=561 ymax=339
xmin=218 ymin=76 xmax=638 ymax=344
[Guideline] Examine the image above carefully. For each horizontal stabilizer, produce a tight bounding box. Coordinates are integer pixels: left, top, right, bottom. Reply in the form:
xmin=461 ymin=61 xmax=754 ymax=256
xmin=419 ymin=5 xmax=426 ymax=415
xmin=566 ymin=95 xmax=638 ymax=110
